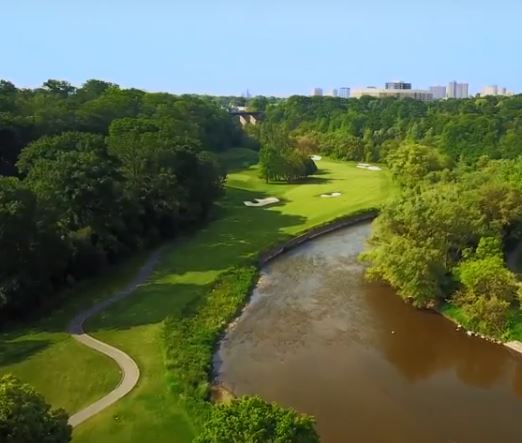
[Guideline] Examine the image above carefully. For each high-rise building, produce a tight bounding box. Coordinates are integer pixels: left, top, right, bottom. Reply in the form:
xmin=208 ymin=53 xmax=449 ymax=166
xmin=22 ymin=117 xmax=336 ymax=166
xmin=327 ymin=89 xmax=338 ymax=97
xmin=385 ymin=81 xmax=412 ymax=90
xmin=311 ymin=88 xmax=323 ymax=97
xmin=429 ymin=86 xmax=447 ymax=100
xmin=481 ymin=85 xmax=513 ymax=96
xmin=447 ymin=81 xmax=469 ymax=99
xmin=339 ymin=87 xmax=351 ymax=99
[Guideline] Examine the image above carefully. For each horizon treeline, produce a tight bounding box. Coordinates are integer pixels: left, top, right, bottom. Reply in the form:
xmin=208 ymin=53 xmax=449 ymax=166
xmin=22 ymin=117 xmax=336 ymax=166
xmin=258 ymin=94 xmax=522 ymax=162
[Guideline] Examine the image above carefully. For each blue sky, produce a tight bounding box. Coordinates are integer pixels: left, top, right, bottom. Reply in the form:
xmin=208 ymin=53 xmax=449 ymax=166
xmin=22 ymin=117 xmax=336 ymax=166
xmin=2 ymin=0 xmax=521 ymax=96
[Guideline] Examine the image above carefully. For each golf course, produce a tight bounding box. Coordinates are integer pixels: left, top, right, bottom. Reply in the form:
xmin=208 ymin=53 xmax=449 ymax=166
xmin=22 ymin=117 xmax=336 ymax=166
xmin=0 ymin=151 xmax=395 ymax=442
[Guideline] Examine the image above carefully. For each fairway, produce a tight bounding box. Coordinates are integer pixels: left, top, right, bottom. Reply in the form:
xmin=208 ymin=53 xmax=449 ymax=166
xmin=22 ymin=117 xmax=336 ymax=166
xmin=0 ymin=157 xmax=395 ymax=443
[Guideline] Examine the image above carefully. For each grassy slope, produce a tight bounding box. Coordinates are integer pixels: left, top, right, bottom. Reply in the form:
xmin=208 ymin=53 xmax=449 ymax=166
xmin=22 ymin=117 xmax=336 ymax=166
xmin=0 ymin=252 xmax=149 ymax=412
xmin=0 ymin=156 xmax=395 ymax=443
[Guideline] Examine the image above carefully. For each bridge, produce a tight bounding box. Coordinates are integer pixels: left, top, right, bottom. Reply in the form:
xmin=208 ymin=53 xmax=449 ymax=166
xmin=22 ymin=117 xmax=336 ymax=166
xmin=229 ymin=111 xmax=263 ymax=126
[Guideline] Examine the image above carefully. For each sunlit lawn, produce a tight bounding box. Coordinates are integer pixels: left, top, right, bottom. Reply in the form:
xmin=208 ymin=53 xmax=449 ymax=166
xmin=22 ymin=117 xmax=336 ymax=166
xmin=0 ymin=155 xmax=395 ymax=443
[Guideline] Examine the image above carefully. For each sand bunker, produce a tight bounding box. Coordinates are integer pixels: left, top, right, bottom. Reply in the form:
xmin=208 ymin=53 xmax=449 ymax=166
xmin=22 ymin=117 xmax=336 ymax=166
xmin=320 ymin=192 xmax=342 ymax=198
xmin=311 ymin=155 xmax=322 ymax=161
xmin=357 ymin=163 xmax=382 ymax=171
xmin=243 ymin=197 xmax=280 ymax=207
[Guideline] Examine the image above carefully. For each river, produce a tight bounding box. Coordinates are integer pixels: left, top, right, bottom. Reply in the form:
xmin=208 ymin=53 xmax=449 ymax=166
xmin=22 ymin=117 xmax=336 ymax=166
xmin=214 ymin=222 xmax=522 ymax=443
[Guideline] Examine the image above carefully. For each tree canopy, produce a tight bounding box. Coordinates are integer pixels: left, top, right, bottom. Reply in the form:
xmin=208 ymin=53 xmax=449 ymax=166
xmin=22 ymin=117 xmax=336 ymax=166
xmin=0 ymin=79 xmax=238 ymax=318
xmin=0 ymin=375 xmax=71 ymax=443
xmin=195 ymin=396 xmax=319 ymax=443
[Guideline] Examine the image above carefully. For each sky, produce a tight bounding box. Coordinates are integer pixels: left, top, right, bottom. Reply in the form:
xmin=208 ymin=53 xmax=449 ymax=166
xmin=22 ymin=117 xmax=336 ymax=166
xmin=2 ymin=0 xmax=522 ymax=96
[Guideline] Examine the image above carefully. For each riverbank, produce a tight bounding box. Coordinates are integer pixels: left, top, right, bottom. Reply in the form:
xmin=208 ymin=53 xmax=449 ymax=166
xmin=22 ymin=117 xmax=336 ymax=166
xmin=213 ymin=221 xmax=522 ymax=443
xmin=210 ymin=211 xmax=379 ymax=401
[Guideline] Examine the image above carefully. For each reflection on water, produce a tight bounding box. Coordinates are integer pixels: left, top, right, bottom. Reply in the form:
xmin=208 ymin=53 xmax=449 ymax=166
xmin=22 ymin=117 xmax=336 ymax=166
xmin=215 ymin=223 xmax=522 ymax=443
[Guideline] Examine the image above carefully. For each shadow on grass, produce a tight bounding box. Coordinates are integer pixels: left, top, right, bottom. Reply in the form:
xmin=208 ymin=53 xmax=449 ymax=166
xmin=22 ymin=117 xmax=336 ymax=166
xmin=268 ymin=176 xmax=334 ymax=185
xmin=0 ymin=339 xmax=50 ymax=366
xmin=85 ymin=187 xmax=307 ymax=333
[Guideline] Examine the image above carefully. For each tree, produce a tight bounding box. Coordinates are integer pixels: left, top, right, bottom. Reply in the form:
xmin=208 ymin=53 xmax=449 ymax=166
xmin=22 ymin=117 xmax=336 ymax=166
xmin=0 ymin=375 xmax=71 ymax=443
xmin=454 ymin=251 xmax=519 ymax=336
xmin=386 ymin=143 xmax=449 ymax=188
xmin=195 ymin=396 xmax=319 ymax=443
xmin=42 ymin=79 xmax=76 ymax=97
xmin=0 ymin=178 xmax=67 ymax=313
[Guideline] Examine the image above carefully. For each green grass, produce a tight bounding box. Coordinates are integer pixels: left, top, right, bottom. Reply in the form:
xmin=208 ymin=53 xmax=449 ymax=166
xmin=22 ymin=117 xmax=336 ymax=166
xmin=0 ymin=251 xmax=149 ymax=413
xmin=218 ymin=147 xmax=259 ymax=172
xmin=0 ymin=156 xmax=395 ymax=443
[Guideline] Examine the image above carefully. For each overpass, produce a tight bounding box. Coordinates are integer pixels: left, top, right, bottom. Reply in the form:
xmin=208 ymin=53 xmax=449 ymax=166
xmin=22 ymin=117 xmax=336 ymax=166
xmin=229 ymin=111 xmax=263 ymax=126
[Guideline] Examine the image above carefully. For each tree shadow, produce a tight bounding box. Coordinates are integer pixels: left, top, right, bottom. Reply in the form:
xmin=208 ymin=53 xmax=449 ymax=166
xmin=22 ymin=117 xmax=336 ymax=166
xmin=268 ymin=176 xmax=333 ymax=185
xmin=0 ymin=339 xmax=50 ymax=366
xmin=81 ymin=187 xmax=307 ymax=332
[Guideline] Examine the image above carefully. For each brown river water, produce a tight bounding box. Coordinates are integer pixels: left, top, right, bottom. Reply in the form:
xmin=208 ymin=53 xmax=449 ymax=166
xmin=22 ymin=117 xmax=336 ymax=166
xmin=214 ymin=222 xmax=522 ymax=443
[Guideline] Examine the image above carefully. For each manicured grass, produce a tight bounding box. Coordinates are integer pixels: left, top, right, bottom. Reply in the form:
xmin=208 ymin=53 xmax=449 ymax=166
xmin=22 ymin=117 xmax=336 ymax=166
xmin=0 ymin=156 xmax=395 ymax=443
xmin=0 ymin=251 xmax=150 ymax=413
xmin=217 ymin=147 xmax=259 ymax=172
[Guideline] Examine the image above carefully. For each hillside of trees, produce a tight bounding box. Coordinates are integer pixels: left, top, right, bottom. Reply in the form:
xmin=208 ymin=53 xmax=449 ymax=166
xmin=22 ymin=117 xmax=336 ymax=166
xmin=0 ymin=79 xmax=243 ymax=319
xmin=258 ymin=94 xmax=522 ymax=163
xmin=258 ymin=94 xmax=522 ymax=337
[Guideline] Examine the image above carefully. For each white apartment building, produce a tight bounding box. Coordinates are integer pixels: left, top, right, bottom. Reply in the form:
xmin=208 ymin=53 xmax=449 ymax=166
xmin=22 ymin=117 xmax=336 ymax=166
xmin=447 ymin=81 xmax=469 ymax=99
xmin=481 ymin=85 xmax=514 ymax=96
xmin=311 ymin=88 xmax=323 ymax=97
xmin=429 ymin=86 xmax=447 ymax=100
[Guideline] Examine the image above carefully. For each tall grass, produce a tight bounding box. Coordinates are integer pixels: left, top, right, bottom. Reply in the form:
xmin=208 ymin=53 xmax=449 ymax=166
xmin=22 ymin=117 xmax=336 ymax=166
xmin=162 ymin=266 xmax=258 ymax=422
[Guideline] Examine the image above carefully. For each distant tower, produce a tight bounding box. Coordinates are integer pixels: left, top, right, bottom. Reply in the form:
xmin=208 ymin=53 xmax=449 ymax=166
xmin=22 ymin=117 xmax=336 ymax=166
xmin=339 ymin=87 xmax=351 ymax=99
xmin=447 ymin=81 xmax=469 ymax=99
xmin=429 ymin=86 xmax=447 ymax=100
xmin=311 ymin=88 xmax=323 ymax=97
xmin=385 ymin=81 xmax=412 ymax=90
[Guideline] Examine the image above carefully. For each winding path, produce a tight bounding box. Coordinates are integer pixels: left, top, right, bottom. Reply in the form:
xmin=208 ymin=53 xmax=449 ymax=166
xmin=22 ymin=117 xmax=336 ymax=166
xmin=67 ymin=248 xmax=163 ymax=427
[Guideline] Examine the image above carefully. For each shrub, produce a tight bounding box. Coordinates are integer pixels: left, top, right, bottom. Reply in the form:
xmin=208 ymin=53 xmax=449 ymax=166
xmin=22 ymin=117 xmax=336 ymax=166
xmin=0 ymin=375 xmax=71 ymax=443
xmin=195 ymin=396 xmax=319 ymax=443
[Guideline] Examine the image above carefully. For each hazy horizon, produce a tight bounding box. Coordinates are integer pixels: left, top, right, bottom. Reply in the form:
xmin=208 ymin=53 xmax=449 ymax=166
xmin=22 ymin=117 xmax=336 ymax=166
xmin=3 ymin=0 xmax=521 ymax=96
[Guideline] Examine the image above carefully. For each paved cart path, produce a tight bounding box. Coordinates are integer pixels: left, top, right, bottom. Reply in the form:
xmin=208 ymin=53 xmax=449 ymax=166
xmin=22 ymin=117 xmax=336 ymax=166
xmin=67 ymin=248 xmax=163 ymax=427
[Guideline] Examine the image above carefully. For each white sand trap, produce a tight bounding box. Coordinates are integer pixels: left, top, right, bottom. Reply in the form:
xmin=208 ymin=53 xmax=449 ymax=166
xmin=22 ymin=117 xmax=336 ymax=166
xmin=321 ymin=192 xmax=342 ymax=198
xmin=311 ymin=155 xmax=322 ymax=161
xmin=357 ymin=163 xmax=381 ymax=171
xmin=243 ymin=197 xmax=280 ymax=207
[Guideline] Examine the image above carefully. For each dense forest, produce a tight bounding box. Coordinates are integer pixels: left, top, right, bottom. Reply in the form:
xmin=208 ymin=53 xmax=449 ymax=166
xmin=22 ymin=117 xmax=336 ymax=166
xmin=258 ymin=94 xmax=522 ymax=163
xmin=259 ymin=94 xmax=522 ymax=337
xmin=0 ymin=79 xmax=243 ymax=319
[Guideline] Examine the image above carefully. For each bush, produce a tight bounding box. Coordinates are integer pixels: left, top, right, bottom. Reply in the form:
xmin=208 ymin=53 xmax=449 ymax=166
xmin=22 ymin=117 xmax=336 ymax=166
xmin=0 ymin=375 xmax=71 ymax=443
xmin=163 ymin=266 xmax=258 ymax=416
xmin=195 ymin=396 xmax=319 ymax=443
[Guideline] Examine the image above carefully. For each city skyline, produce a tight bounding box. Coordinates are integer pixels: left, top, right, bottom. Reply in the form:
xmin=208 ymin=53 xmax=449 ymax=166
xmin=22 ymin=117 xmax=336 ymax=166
xmin=2 ymin=0 xmax=522 ymax=97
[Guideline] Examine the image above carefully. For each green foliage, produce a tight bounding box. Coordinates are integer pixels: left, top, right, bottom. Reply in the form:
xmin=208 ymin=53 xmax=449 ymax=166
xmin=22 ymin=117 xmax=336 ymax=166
xmin=0 ymin=79 xmax=235 ymax=317
xmin=260 ymin=94 xmax=522 ymax=163
xmin=452 ymin=249 xmax=519 ymax=336
xmin=259 ymin=128 xmax=317 ymax=183
xmin=163 ymin=267 xmax=258 ymax=414
xmin=386 ymin=143 xmax=450 ymax=187
xmin=0 ymin=374 xmax=71 ymax=443
xmin=195 ymin=396 xmax=319 ymax=443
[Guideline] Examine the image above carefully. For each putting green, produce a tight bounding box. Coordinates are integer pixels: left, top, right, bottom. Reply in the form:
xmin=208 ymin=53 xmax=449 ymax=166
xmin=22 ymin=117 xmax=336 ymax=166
xmin=0 ymin=155 xmax=395 ymax=443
